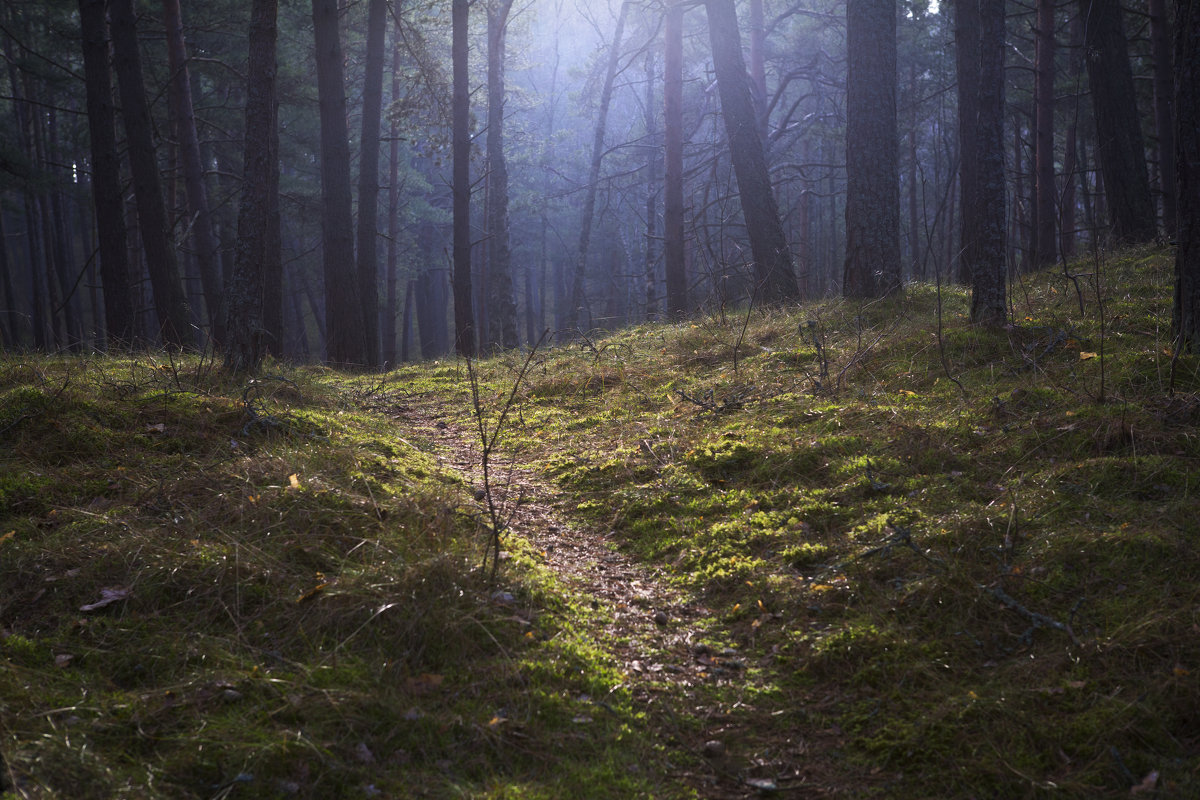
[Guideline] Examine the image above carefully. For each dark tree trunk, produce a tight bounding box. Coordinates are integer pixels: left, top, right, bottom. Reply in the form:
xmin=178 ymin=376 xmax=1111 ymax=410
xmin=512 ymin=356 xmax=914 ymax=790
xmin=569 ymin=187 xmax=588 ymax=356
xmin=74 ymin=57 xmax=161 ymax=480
xmin=748 ymin=0 xmax=767 ymax=135
xmin=567 ymin=0 xmax=629 ymax=330
xmin=163 ymin=0 xmax=223 ymax=343
xmin=485 ymin=0 xmax=518 ymax=349
xmin=400 ymin=278 xmax=414 ymax=362
xmin=1032 ymin=0 xmax=1057 ymax=269
xmin=954 ymin=0 xmax=980 ymax=286
xmin=1061 ymin=15 xmax=1083 ymax=261
xmin=224 ymin=0 xmax=278 ymax=373
xmin=355 ymin=0 xmax=387 ymax=369
xmin=384 ymin=31 xmax=401 ymax=367
xmin=1175 ymin=0 xmax=1200 ymax=349
xmin=312 ymin=0 xmax=365 ymax=365
xmin=663 ymin=0 xmax=687 ymax=316
xmin=706 ymin=0 xmax=799 ymax=303
xmin=1149 ymin=0 xmax=1176 ymax=237
xmin=109 ymin=0 xmax=192 ymax=348
xmin=972 ymin=0 xmax=1007 ymax=324
xmin=644 ymin=45 xmax=660 ymax=321
xmin=1078 ymin=0 xmax=1156 ymax=242
xmin=452 ymin=0 xmax=475 ymax=356
xmin=843 ymin=0 xmax=901 ymax=298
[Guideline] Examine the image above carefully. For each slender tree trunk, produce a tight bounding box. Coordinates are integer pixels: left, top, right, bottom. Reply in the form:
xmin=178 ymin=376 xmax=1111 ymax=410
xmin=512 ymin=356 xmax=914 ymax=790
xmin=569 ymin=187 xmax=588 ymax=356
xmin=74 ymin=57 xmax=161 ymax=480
xmin=1175 ymin=0 xmax=1200 ymax=349
xmin=748 ymin=0 xmax=767 ymax=135
xmin=384 ymin=30 xmax=401 ymax=367
xmin=706 ymin=0 xmax=799 ymax=303
xmin=485 ymin=0 xmax=518 ymax=349
xmin=972 ymin=0 xmax=1007 ymax=324
xmin=1061 ymin=15 xmax=1083 ymax=261
xmin=0 ymin=212 xmax=16 ymax=348
xmin=663 ymin=0 xmax=687 ymax=316
xmin=1033 ymin=0 xmax=1057 ymax=269
xmin=955 ymin=0 xmax=981 ymax=285
xmin=400 ymin=278 xmax=414 ymax=362
xmin=312 ymin=0 xmax=365 ymax=365
xmin=163 ymin=0 xmax=223 ymax=343
xmin=224 ymin=0 xmax=278 ymax=373
xmin=1078 ymin=0 xmax=1156 ymax=242
xmin=644 ymin=45 xmax=660 ymax=321
xmin=109 ymin=0 xmax=192 ymax=348
xmin=1148 ymin=0 xmax=1175 ymax=237
xmin=355 ymin=0 xmax=387 ymax=369
xmin=844 ymin=0 xmax=901 ymax=298
xmin=452 ymin=0 xmax=475 ymax=356
xmin=567 ymin=0 xmax=630 ymax=330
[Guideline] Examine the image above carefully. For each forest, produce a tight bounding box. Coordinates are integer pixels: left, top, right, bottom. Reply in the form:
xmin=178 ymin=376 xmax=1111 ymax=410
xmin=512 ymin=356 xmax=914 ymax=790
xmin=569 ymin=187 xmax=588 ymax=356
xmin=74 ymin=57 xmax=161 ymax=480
xmin=1 ymin=0 xmax=1199 ymax=797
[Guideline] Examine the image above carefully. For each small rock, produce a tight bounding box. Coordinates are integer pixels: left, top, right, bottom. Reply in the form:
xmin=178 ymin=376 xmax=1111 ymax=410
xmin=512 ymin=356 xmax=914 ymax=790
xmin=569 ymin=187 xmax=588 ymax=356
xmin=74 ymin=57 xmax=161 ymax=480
xmin=221 ymin=689 xmax=243 ymax=703
xmin=702 ymin=740 xmax=725 ymax=759
xmin=652 ymin=610 xmax=669 ymax=626
xmin=693 ymin=643 xmax=711 ymax=656
xmin=490 ymin=590 xmax=516 ymax=605
xmin=354 ymin=742 xmax=375 ymax=764
xmin=474 ymin=488 xmax=487 ymax=501
xmin=745 ymin=777 xmax=778 ymax=794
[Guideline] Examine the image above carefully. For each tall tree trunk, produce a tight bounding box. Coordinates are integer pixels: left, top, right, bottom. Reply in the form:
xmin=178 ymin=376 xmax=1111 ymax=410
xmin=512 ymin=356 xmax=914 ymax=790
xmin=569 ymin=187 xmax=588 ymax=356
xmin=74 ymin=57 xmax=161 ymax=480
xmin=663 ymin=0 xmax=687 ymax=316
xmin=1148 ymin=0 xmax=1175 ymax=237
xmin=1061 ymin=15 xmax=1083 ymax=261
xmin=1032 ymin=0 xmax=1057 ymax=269
xmin=485 ymin=0 xmax=518 ymax=349
xmin=1078 ymin=0 xmax=1156 ymax=242
xmin=566 ymin=0 xmax=630 ymax=330
xmin=843 ymin=0 xmax=901 ymax=298
xmin=748 ymin=0 xmax=767 ymax=136
xmin=644 ymin=44 xmax=660 ymax=321
xmin=452 ymin=0 xmax=475 ymax=356
xmin=163 ymin=0 xmax=223 ymax=343
xmin=355 ymin=0 xmax=387 ymax=369
xmin=0 ymin=212 xmax=16 ymax=348
xmin=384 ymin=30 xmax=401 ymax=367
xmin=954 ymin=0 xmax=981 ymax=286
xmin=109 ymin=0 xmax=192 ymax=348
xmin=972 ymin=0 xmax=1007 ymax=324
xmin=400 ymin=279 xmax=414 ymax=362
xmin=224 ymin=0 xmax=278 ymax=373
xmin=706 ymin=0 xmax=799 ymax=303
xmin=312 ymin=0 xmax=365 ymax=365
xmin=1175 ymin=0 xmax=1200 ymax=349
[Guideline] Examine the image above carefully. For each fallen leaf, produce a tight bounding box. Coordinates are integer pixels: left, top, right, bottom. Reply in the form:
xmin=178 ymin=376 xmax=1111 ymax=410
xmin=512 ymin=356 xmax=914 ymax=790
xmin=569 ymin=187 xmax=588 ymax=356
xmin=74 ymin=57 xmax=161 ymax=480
xmin=1080 ymin=351 xmax=1098 ymax=360
xmin=0 ymin=531 xmax=14 ymax=545
xmin=54 ymin=653 xmax=74 ymax=668
xmin=288 ymin=473 xmax=301 ymax=490
xmin=1130 ymin=770 xmax=1159 ymax=794
xmin=146 ymin=423 xmax=166 ymax=433
xmin=296 ymin=583 xmax=328 ymax=603
xmin=80 ymin=586 xmax=130 ymax=612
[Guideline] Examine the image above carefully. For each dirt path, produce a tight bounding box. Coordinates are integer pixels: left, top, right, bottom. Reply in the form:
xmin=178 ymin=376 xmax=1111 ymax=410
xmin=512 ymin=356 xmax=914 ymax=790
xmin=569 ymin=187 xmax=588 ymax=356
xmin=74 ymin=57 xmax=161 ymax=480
xmin=388 ymin=393 xmax=831 ymax=799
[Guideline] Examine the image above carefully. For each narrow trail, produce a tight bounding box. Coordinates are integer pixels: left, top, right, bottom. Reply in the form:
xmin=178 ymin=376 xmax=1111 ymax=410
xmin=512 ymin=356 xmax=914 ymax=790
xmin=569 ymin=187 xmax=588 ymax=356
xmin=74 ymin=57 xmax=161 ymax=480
xmin=389 ymin=392 xmax=834 ymax=799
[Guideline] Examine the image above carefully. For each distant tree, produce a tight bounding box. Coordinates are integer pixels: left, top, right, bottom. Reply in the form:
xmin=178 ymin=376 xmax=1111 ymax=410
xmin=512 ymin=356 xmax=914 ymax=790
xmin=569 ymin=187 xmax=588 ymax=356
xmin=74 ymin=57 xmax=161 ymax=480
xmin=663 ymin=0 xmax=687 ymax=317
xmin=452 ymin=0 xmax=475 ymax=356
xmin=77 ymin=0 xmax=135 ymax=347
xmin=705 ymin=0 xmax=799 ymax=303
xmin=312 ymin=0 xmax=365 ymax=365
xmin=1149 ymin=0 xmax=1176 ymax=237
xmin=224 ymin=0 xmax=278 ymax=373
xmin=843 ymin=0 xmax=900 ymax=298
xmin=1031 ymin=0 xmax=1056 ymax=269
xmin=484 ymin=0 xmax=518 ymax=350
xmin=972 ymin=0 xmax=1007 ymax=324
xmin=109 ymin=0 xmax=192 ymax=348
xmin=1078 ymin=0 xmax=1156 ymax=242
xmin=1175 ymin=0 xmax=1200 ymax=350
xmin=356 ymin=0 xmax=387 ymax=369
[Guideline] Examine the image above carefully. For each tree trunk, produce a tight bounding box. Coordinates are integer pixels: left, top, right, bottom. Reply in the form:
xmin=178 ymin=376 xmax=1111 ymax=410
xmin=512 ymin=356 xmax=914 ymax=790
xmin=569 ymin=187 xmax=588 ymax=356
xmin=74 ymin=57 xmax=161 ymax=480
xmin=843 ymin=0 xmax=901 ymax=298
xmin=109 ymin=0 xmax=192 ymax=349
xmin=706 ymin=0 xmax=799 ymax=303
xmin=224 ymin=0 xmax=278 ymax=373
xmin=1061 ymin=15 xmax=1083 ymax=261
xmin=663 ymin=0 xmax=687 ymax=316
xmin=452 ymin=0 xmax=475 ymax=356
xmin=1078 ymin=0 xmax=1156 ymax=242
xmin=1175 ymin=0 xmax=1200 ymax=349
xmin=485 ymin=0 xmax=518 ymax=349
xmin=383 ymin=29 xmax=401 ymax=367
xmin=644 ymin=45 xmax=660 ymax=321
xmin=1148 ymin=0 xmax=1176 ymax=237
xmin=972 ymin=0 xmax=1007 ymax=324
xmin=163 ymin=0 xmax=224 ymax=343
xmin=1032 ymin=0 xmax=1057 ymax=269
xmin=355 ymin=0 xmax=387 ymax=369
xmin=748 ymin=0 xmax=767 ymax=136
xmin=312 ymin=0 xmax=365 ymax=365
xmin=954 ymin=0 xmax=980 ymax=286
xmin=567 ymin=0 xmax=629 ymax=330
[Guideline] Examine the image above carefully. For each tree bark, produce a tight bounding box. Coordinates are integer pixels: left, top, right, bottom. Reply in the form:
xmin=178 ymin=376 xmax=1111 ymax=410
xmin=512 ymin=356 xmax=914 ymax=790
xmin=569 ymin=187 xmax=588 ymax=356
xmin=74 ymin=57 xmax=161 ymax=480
xmin=109 ymin=0 xmax=192 ymax=348
xmin=954 ymin=0 xmax=980 ymax=285
xmin=224 ymin=0 xmax=278 ymax=373
xmin=706 ymin=0 xmax=799 ymax=303
xmin=972 ymin=0 xmax=1007 ymax=324
xmin=1078 ymin=0 xmax=1156 ymax=242
xmin=452 ymin=0 xmax=475 ymax=356
xmin=1149 ymin=0 xmax=1176 ymax=237
xmin=355 ymin=0 xmax=387 ymax=369
xmin=312 ymin=0 xmax=365 ymax=365
xmin=843 ymin=0 xmax=901 ymax=298
xmin=485 ymin=0 xmax=518 ymax=349
xmin=384 ymin=31 xmax=401 ymax=367
xmin=163 ymin=0 xmax=223 ymax=343
xmin=1175 ymin=0 xmax=1200 ymax=349
xmin=644 ymin=44 xmax=660 ymax=321
xmin=663 ymin=0 xmax=687 ymax=316
xmin=1032 ymin=0 xmax=1057 ymax=269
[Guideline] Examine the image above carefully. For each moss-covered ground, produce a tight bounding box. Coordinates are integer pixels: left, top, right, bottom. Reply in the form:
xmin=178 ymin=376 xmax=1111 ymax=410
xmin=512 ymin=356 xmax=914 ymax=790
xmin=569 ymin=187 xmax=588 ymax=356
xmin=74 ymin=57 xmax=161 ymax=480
xmin=2 ymin=245 xmax=1198 ymax=797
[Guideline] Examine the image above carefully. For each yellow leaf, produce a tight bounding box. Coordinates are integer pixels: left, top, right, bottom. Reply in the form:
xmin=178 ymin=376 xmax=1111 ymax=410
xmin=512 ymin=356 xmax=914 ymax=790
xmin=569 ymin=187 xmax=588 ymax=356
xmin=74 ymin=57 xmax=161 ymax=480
xmin=751 ymin=618 xmax=762 ymax=630
xmin=0 ymin=531 xmax=14 ymax=546
xmin=731 ymin=603 xmax=741 ymax=613
xmin=1174 ymin=664 xmax=1190 ymax=677
xmin=288 ymin=473 xmax=301 ymax=489
xmin=1079 ymin=351 xmax=1098 ymax=360
xmin=296 ymin=583 xmax=328 ymax=603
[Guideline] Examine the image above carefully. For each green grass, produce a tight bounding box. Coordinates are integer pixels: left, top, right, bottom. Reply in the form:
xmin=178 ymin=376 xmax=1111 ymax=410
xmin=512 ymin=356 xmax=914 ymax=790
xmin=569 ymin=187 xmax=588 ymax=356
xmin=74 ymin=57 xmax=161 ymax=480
xmin=3 ymin=244 xmax=1199 ymax=797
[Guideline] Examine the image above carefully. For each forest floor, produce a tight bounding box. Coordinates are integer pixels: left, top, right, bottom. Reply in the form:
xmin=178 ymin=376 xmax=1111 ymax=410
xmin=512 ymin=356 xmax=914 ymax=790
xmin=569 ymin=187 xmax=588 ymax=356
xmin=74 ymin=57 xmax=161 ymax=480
xmin=2 ymin=245 xmax=1199 ymax=798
